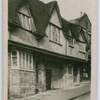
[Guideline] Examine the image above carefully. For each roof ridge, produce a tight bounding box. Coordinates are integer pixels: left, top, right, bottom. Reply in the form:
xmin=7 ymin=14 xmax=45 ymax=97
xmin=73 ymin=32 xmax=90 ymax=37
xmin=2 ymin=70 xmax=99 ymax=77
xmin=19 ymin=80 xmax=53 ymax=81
xmin=46 ymin=1 xmax=57 ymax=5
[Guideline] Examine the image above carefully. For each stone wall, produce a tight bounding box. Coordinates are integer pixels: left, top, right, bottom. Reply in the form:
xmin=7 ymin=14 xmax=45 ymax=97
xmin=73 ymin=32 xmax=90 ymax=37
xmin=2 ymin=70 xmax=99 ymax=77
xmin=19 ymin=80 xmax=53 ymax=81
xmin=9 ymin=70 xmax=20 ymax=98
xmin=45 ymin=61 xmax=62 ymax=89
xmin=19 ymin=71 xmax=36 ymax=97
xmin=9 ymin=69 xmax=36 ymax=99
xmin=37 ymin=61 xmax=46 ymax=92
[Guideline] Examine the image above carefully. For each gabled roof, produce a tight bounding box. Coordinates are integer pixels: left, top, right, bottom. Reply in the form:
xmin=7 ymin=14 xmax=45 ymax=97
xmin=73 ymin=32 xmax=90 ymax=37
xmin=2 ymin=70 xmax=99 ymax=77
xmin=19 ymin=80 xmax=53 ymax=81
xmin=69 ymin=13 xmax=91 ymax=32
xmin=61 ymin=17 xmax=71 ymax=35
xmin=8 ymin=0 xmax=58 ymax=36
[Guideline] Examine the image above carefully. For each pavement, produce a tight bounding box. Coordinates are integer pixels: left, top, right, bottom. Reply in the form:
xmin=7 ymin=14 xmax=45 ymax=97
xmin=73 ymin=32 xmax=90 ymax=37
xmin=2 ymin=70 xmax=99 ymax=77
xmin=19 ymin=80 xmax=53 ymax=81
xmin=15 ymin=83 xmax=90 ymax=100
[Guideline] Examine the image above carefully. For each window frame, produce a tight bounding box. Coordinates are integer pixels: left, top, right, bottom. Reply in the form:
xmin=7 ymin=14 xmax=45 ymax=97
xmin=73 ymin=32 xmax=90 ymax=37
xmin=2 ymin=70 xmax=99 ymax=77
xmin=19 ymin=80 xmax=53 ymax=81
xmin=68 ymin=37 xmax=74 ymax=48
xmin=18 ymin=12 xmax=32 ymax=31
xmin=11 ymin=50 xmax=34 ymax=71
xmin=11 ymin=50 xmax=18 ymax=69
xmin=49 ymin=23 xmax=61 ymax=45
xmin=79 ymin=43 xmax=86 ymax=53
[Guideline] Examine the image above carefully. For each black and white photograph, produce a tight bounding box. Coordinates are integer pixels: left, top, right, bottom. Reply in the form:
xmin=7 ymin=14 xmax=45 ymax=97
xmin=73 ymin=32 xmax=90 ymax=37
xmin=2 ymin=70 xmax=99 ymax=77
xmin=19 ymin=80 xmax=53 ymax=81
xmin=3 ymin=0 xmax=97 ymax=100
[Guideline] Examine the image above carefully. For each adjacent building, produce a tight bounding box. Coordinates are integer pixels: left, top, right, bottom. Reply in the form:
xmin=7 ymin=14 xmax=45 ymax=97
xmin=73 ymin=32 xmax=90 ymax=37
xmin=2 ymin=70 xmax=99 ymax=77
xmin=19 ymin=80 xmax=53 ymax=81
xmin=8 ymin=0 xmax=91 ymax=99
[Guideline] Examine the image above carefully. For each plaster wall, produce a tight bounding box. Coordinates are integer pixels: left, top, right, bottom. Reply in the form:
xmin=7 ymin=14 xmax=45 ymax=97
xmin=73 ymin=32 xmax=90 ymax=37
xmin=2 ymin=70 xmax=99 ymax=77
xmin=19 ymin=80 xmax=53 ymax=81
xmin=66 ymin=39 xmax=87 ymax=60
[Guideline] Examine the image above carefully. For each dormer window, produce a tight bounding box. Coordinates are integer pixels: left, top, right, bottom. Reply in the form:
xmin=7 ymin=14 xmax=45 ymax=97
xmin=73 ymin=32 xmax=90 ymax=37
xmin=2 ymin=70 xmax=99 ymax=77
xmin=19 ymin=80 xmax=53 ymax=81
xmin=18 ymin=5 xmax=36 ymax=32
xmin=18 ymin=13 xmax=32 ymax=30
xmin=68 ymin=38 xmax=74 ymax=47
xmin=49 ymin=24 xmax=61 ymax=44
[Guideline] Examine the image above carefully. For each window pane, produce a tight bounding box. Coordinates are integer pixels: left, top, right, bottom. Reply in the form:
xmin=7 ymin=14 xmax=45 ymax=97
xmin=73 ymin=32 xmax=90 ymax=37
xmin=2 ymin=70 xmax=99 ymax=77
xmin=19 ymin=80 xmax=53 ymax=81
xmin=69 ymin=38 xmax=73 ymax=45
xmin=19 ymin=52 xmax=21 ymax=68
xmin=12 ymin=57 xmax=17 ymax=66
xmin=26 ymin=54 xmax=28 ymax=68
xmin=25 ymin=16 xmax=28 ymax=29
xmin=23 ymin=53 xmax=25 ymax=68
xmin=23 ymin=15 xmax=26 ymax=28
xmin=27 ymin=17 xmax=31 ymax=30
xmin=53 ymin=26 xmax=57 ymax=42
xmin=30 ymin=55 xmax=31 ymax=68
xmin=49 ymin=24 xmax=51 ymax=40
xmin=58 ymin=29 xmax=60 ymax=43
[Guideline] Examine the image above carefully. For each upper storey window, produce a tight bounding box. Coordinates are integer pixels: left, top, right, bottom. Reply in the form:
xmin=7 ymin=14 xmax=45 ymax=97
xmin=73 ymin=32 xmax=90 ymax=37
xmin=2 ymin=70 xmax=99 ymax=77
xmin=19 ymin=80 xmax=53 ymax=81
xmin=49 ymin=24 xmax=61 ymax=44
xmin=79 ymin=43 xmax=85 ymax=53
xmin=68 ymin=37 xmax=74 ymax=48
xmin=18 ymin=13 xmax=32 ymax=30
xmin=18 ymin=5 xmax=35 ymax=31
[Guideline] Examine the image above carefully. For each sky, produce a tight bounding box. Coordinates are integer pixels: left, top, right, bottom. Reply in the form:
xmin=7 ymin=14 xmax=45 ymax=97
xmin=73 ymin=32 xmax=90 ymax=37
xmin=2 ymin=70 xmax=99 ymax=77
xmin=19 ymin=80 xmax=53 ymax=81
xmin=40 ymin=0 xmax=92 ymax=23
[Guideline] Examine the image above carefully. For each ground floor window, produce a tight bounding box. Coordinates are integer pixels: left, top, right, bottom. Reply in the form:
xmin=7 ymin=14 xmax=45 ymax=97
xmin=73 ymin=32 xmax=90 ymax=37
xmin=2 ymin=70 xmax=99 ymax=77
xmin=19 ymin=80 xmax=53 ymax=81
xmin=11 ymin=51 xmax=17 ymax=67
xmin=11 ymin=50 xmax=33 ymax=70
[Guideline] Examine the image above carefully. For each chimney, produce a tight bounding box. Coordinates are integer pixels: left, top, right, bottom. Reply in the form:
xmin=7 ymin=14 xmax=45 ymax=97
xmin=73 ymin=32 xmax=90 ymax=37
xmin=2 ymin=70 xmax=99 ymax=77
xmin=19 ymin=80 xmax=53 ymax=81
xmin=80 ymin=11 xmax=83 ymax=17
xmin=80 ymin=11 xmax=85 ymax=17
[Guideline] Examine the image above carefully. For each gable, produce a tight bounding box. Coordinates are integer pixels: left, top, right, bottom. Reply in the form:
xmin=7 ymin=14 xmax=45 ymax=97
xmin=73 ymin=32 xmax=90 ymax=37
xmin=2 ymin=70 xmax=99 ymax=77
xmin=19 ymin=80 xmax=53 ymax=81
xmin=79 ymin=15 xmax=91 ymax=32
xmin=18 ymin=5 xmax=36 ymax=32
xmin=8 ymin=0 xmax=57 ymax=37
xmin=49 ymin=9 xmax=62 ymax=28
xmin=19 ymin=5 xmax=31 ymax=17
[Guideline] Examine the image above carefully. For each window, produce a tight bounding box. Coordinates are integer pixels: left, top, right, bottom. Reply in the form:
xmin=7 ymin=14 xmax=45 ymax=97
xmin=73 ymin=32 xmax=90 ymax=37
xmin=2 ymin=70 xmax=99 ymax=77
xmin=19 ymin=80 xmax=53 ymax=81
xmin=79 ymin=43 xmax=85 ymax=53
xmin=19 ymin=52 xmax=33 ymax=69
xmin=18 ymin=13 xmax=32 ymax=30
xmin=11 ymin=51 xmax=17 ymax=67
xmin=69 ymin=38 xmax=74 ymax=47
xmin=53 ymin=26 xmax=57 ymax=42
xmin=11 ymin=50 xmax=33 ymax=70
xmin=49 ymin=24 xmax=60 ymax=44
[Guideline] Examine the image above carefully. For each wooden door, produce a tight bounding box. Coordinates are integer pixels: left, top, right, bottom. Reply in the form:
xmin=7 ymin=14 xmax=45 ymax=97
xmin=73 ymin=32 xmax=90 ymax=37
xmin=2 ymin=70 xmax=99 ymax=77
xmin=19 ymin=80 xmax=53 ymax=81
xmin=73 ymin=67 xmax=78 ymax=83
xmin=46 ymin=69 xmax=51 ymax=90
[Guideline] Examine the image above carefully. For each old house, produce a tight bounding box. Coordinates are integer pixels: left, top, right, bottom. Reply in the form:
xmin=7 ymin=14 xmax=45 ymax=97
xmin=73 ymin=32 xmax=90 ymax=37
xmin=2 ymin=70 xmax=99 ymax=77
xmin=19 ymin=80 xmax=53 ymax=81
xmin=69 ymin=13 xmax=91 ymax=79
xmin=8 ymin=0 xmax=91 ymax=99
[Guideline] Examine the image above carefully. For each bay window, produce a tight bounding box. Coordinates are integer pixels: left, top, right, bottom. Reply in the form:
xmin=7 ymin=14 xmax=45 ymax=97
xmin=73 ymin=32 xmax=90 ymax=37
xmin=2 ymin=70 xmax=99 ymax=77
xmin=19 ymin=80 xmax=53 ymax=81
xmin=11 ymin=50 xmax=33 ymax=70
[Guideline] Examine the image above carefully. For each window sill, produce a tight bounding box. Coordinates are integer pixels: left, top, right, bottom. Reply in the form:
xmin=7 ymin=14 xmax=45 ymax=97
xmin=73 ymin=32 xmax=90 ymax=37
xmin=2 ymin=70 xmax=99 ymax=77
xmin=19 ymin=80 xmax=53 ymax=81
xmin=79 ymin=51 xmax=86 ymax=54
xmin=49 ymin=40 xmax=62 ymax=46
xmin=11 ymin=67 xmax=34 ymax=72
xmin=69 ymin=45 xmax=74 ymax=48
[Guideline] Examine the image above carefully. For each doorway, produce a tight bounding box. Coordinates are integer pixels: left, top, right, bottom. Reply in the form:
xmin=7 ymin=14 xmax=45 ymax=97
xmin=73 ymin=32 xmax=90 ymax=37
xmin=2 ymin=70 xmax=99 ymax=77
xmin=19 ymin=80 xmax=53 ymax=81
xmin=73 ymin=67 xmax=78 ymax=83
xmin=46 ymin=69 xmax=52 ymax=90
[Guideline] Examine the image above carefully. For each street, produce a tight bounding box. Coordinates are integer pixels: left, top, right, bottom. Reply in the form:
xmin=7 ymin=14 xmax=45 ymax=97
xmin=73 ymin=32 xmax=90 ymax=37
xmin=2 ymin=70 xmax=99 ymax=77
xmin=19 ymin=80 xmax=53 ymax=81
xmin=16 ymin=83 xmax=90 ymax=100
xmin=73 ymin=93 xmax=90 ymax=100
xmin=39 ymin=84 xmax=90 ymax=100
